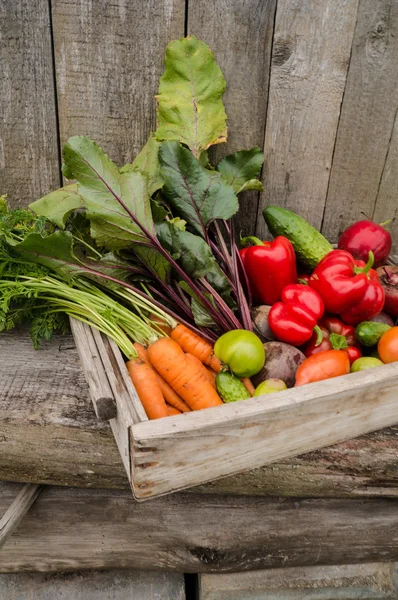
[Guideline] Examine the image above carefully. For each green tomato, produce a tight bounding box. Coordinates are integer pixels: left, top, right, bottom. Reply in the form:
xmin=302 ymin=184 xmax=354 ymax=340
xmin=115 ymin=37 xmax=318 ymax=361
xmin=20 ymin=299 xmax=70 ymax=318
xmin=214 ymin=330 xmax=265 ymax=377
xmin=351 ymin=357 xmax=384 ymax=372
xmin=254 ymin=379 xmax=287 ymax=396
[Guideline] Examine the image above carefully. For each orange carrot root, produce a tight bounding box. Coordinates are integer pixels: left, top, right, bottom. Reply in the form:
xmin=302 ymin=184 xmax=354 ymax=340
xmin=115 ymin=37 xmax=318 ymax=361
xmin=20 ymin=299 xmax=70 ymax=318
xmin=150 ymin=313 xmax=173 ymax=336
xmin=166 ymin=404 xmax=182 ymax=416
xmin=240 ymin=377 xmax=255 ymax=397
xmin=155 ymin=373 xmax=192 ymax=412
xmin=186 ymin=353 xmax=216 ymax=388
xmin=126 ymin=358 xmax=168 ymax=420
xmin=148 ymin=338 xmax=223 ymax=411
xmin=171 ymin=323 xmax=222 ymax=372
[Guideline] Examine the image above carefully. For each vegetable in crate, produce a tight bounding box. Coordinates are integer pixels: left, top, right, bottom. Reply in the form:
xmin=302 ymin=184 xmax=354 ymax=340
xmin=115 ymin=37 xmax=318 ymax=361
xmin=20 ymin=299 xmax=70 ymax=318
xmin=376 ymin=265 xmax=398 ymax=318
xmin=214 ymin=330 xmax=265 ymax=377
xmin=378 ymin=327 xmax=398 ymax=364
xmin=268 ymin=284 xmax=324 ymax=346
xmin=303 ymin=317 xmax=361 ymax=365
xmin=340 ymin=258 xmax=385 ymax=325
xmin=215 ymin=372 xmax=251 ymax=403
xmin=355 ymin=321 xmax=391 ymax=347
xmin=309 ymin=250 xmax=384 ymax=322
xmin=294 ymin=350 xmax=350 ymax=386
xmin=254 ymin=379 xmax=287 ymax=396
xmin=338 ymin=219 xmax=392 ymax=268
xmin=351 ymin=357 xmax=384 ymax=372
xmin=251 ymin=305 xmax=274 ymax=342
xmin=251 ymin=342 xmax=305 ymax=389
xmin=262 ymin=206 xmax=332 ymax=269
xmin=239 ymin=236 xmax=297 ymax=305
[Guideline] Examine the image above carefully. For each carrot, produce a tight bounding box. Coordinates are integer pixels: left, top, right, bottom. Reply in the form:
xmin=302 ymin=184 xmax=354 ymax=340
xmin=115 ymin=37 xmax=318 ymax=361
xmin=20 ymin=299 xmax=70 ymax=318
xmin=148 ymin=338 xmax=223 ymax=410
xmin=126 ymin=358 xmax=168 ymax=419
xmin=134 ymin=342 xmax=191 ymax=412
xmin=166 ymin=404 xmax=182 ymax=416
xmin=240 ymin=377 xmax=255 ymax=397
xmin=186 ymin=353 xmax=216 ymax=388
xmin=150 ymin=313 xmax=173 ymax=336
xmin=155 ymin=372 xmax=192 ymax=412
xmin=171 ymin=324 xmax=222 ymax=373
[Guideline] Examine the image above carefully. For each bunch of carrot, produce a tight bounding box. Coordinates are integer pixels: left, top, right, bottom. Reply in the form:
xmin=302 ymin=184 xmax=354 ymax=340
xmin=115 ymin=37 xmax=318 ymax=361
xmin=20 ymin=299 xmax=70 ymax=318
xmin=126 ymin=323 xmax=224 ymax=419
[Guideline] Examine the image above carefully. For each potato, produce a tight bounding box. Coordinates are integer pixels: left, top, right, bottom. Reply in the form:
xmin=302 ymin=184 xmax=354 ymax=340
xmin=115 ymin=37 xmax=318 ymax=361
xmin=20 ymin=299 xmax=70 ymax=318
xmin=252 ymin=342 xmax=305 ymax=388
xmin=251 ymin=305 xmax=274 ymax=342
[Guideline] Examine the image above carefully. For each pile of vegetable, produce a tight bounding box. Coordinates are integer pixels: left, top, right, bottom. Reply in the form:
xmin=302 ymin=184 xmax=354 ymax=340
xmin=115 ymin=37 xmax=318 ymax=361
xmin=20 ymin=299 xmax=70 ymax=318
xmin=1 ymin=36 xmax=397 ymax=419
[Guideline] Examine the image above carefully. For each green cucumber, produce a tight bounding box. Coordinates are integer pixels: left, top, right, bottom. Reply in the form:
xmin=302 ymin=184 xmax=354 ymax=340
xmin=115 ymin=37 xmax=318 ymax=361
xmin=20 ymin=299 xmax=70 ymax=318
xmin=215 ymin=372 xmax=251 ymax=403
xmin=355 ymin=321 xmax=391 ymax=347
xmin=263 ymin=206 xmax=332 ymax=269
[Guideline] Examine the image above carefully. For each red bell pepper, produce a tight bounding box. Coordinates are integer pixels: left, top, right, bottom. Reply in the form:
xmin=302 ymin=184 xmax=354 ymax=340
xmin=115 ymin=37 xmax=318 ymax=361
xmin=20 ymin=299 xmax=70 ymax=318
xmin=268 ymin=284 xmax=324 ymax=346
xmin=308 ymin=250 xmax=374 ymax=314
xmin=239 ymin=236 xmax=297 ymax=305
xmin=340 ymin=260 xmax=385 ymax=325
xmin=302 ymin=316 xmax=362 ymax=364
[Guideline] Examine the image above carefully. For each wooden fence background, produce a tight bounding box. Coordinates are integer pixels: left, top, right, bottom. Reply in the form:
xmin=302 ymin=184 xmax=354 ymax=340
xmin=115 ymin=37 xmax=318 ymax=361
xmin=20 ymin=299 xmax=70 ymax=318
xmin=1 ymin=0 xmax=398 ymax=248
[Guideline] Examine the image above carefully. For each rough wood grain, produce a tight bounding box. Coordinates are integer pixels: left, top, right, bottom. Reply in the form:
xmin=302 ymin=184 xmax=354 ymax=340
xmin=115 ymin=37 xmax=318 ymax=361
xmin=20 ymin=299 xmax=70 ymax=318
xmin=188 ymin=0 xmax=277 ymax=234
xmin=69 ymin=319 xmax=116 ymax=421
xmin=0 ymin=0 xmax=61 ymax=208
xmin=0 ymin=484 xmax=41 ymax=550
xmin=131 ymin=363 xmax=398 ymax=499
xmin=2 ymin=483 xmax=398 ymax=573
xmin=373 ymin=111 xmax=398 ymax=255
xmin=51 ymin=0 xmax=185 ymax=168
xmin=256 ymin=0 xmax=359 ymax=239
xmin=322 ymin=0 xmax=398 ymax=242
xmin=3 ymin=329 xmax=398 ymax=498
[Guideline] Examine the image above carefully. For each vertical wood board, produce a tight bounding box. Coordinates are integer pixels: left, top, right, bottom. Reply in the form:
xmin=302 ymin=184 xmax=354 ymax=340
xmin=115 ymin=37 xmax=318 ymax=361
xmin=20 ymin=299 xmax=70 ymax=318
xmin=256 ymin=0 xmax=359 ymax=239
xmin=0 ymin=0 xmax=60 ymax=208
xmin=373 ymin=111 xmax=398 ymax=254
xmin=322 ymin=0 xmax=398 ymax=242
xmin=188 ymin=0 xmax=277 ymax=234
xmin=51 ymin=0 xmax=185 ymax=168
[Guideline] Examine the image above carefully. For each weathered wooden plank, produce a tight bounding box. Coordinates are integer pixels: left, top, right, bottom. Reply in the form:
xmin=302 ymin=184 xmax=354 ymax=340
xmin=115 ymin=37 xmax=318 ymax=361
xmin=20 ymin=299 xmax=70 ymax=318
xmin=188 ymin=0 xmax=277 ymax=233
xmin=0 ymin=570 xmax=186 ymax=599
xmin=51 ymin=0 xmax=185 ymax=167
xmin=69 ymin=319 xmax=116 ymax=421
xmin=0 ymin=0 xmax=60 ymax=208
xmin=2 ymin=483 xmax=398 ymax=573
xmin=2 ymin=328 xmax=398 ymax=498
xmin=199 ymin=564 xmax=396 ymax=600
xmin=322 ymin=0 xmax=398 ymax=243
xmin=373 ymin=111 xmax=398 ymax=255
xmin=131 ymin=363 xmax=398 ymax=499
xmin=256 ymin=0 xmax=359 ymax=240
xmin=0 ymin=484 xmax=41 ymax=550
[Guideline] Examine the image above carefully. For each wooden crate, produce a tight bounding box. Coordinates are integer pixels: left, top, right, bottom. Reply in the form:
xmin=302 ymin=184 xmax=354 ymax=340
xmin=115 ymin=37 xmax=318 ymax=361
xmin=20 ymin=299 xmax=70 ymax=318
xmin=70 ymin=318 xmax=398 ymax=502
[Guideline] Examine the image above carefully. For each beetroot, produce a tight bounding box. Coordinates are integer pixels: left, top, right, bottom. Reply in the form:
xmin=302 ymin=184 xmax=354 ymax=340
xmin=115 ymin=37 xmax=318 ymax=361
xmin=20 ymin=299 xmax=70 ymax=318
xmin=371 ymin=311 xmax=395 ymax=327
xmin=376 ymin=266 xmax=398 ymax=318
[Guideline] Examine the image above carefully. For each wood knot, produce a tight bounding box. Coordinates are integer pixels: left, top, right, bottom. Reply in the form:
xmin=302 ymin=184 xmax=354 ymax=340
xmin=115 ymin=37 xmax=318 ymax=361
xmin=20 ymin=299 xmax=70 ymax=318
xmin=272 ymin=39 xmax=293 ymax=66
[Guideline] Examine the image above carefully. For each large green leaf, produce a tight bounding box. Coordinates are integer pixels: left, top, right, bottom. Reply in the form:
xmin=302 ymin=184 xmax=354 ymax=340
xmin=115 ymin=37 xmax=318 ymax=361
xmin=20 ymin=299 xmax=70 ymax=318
xmin=122 ymin=134 xmax=164 ymax=196
xmin=29 ymin=184 xmax=84 ymax=228
xmin=11 ymin=231 xmax=82 ymax=280
xmin=62 ymin=136 xmax=154 ymax=250
xmin=155 ymin=36 xmax=227 ymax=157
xmin=159 ymin=141 xmax=238 ymax=238
xmin=216 ymin=147 xmax=264 ymax=193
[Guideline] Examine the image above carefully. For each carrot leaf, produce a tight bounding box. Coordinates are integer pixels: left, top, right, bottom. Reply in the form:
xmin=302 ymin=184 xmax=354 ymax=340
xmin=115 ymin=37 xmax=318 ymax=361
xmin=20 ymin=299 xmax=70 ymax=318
xmin=155 ymin=36 xmax=227 ymax=157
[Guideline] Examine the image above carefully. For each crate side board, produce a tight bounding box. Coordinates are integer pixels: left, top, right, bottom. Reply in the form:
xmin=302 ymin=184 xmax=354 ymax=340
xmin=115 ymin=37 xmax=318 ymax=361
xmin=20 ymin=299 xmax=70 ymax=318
xmin=131 ymin=364 xmax=398 ymax=499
